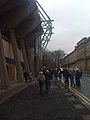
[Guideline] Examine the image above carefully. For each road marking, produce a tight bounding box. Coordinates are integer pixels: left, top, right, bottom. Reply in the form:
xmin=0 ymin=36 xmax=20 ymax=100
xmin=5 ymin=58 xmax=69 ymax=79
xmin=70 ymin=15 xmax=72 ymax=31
xmin=69 ymin=87 xmax=90 ymax=106
xmin=70 ymin=87 xmax=90 ymax=102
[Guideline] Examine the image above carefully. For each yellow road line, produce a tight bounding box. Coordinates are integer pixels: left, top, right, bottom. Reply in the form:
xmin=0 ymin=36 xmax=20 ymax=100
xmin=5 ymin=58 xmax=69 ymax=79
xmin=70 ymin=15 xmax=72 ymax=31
xmin=69 ymin=87 xmax=90 ymax=106
xmin=71 ymin=87 xmax=90 ymax=102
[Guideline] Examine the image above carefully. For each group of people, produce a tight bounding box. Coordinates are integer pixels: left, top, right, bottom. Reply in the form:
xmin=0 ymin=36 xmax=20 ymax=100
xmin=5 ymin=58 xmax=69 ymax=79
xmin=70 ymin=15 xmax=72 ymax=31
xmin=37 ymin=68 xmax=52 ymax=95
xmin=37 ymin=66 xmax=82 ymax=94
xmin=53 ymin=67 xmax=82 ymax=87
xmin=24 ymin=66 xmax=82 ymax=94
xmin=23 ymin=71 xmax=32 ymax=82
xmin=63 ymin=67 xmax=82 ymax=87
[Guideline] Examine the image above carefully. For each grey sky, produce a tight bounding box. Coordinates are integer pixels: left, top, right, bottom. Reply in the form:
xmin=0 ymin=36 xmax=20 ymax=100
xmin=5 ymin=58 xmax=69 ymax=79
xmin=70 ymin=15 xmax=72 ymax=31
xmin=38 ymin=0 xmax=90 ymax=54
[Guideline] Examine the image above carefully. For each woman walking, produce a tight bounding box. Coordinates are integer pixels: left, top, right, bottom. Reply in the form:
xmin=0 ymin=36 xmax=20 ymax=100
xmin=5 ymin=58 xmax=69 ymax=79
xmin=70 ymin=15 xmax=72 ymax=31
xmin=44 ymin=69 xmax=52 ymax=94
xmin=37 ymin=71 xmax=45 ymax=95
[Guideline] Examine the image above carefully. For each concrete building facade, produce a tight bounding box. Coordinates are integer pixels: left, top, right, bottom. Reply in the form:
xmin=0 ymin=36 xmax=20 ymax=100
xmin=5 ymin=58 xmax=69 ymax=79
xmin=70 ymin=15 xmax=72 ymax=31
xmin=0 ymin=0 xmax=53 ymax=89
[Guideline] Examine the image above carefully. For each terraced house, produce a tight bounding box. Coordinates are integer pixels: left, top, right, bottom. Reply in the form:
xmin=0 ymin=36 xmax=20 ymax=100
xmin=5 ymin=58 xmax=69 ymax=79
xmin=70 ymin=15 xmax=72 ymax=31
xmin=61 ymin=37 xmax=90 ymax=71
xmin=0 ymin=0 xmax=53 ymax=89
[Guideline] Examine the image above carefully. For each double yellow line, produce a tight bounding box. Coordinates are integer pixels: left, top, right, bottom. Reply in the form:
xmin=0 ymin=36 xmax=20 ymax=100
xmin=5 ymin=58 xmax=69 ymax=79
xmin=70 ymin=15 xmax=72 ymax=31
xmin=69 ymin=87 xmax=90 ymax=106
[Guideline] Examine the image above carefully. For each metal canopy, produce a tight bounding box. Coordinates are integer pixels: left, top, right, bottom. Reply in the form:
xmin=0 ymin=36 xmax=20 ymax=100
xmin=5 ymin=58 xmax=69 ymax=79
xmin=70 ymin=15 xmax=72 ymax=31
xmin=36 ymin=1 xmax=54 ymax=54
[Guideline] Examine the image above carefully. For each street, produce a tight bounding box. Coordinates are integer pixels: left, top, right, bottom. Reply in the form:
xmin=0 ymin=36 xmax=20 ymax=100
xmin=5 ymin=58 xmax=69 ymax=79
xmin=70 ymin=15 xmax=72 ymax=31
xmin=76 ymin=75 xmax=90 ymax=99
xmin=0 ymin=81 xmax=89 ymax=120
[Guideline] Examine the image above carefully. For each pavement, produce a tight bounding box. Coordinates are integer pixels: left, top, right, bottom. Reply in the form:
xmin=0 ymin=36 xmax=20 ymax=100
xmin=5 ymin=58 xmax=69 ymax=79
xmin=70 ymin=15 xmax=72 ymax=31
xmin=0 ymin=78 xmax=37 ymax=104
xmin=0 ymin=79 xmax=90 ymax=120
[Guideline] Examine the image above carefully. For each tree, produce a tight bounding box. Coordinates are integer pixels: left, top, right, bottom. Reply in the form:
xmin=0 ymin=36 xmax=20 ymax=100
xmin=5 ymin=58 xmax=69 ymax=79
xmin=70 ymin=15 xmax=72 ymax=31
xmin=42 ymin=49 xmax=66 ymax=68
xmin=53 ymin=49 xmax=66 ymax=68
xmin=43 ymin=50 xmax=54 ymax=68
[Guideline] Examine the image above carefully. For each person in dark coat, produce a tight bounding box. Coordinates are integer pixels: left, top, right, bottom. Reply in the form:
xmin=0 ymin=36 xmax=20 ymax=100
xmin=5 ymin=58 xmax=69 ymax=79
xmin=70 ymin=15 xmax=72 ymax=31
xmin=75 ymin=68 xmax=81 ymax=87
xmin=28 ymin=72 xmax=32 ymax=82
xmin=24 ymin=72 xmax=29 ymax=82
xmin=45 ymin=69 xmax=52 ymax=93
xmin=69 ymin=68 xmax=75 ymax=87
xmin=63 ymin=68 xmax=69 ymax=87
xmin=49 ymin=69 xmax=53 ymax=80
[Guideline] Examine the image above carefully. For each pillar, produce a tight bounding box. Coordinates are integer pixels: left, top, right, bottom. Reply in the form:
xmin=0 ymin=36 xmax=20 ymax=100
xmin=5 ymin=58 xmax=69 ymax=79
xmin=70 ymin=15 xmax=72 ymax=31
xmin=27 ymin=47 xmax=34 ymax=74
xmin=34 ymin=38 xmax=40 ymax=74
xmin=10 ymin=29 xmax=23 ymax=82
xmin=20 ymin=39 xmax=30 ymax=73
xmin=0 ymin=30 xmax=9 ymax=89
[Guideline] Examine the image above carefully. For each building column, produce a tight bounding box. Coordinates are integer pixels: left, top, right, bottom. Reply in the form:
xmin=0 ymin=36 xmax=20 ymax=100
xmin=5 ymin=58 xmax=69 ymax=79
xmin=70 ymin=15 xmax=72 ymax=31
xmin=27 ymin=47 xmax=34 ymax=74
xmin=34 ymin=55 xmax=39 ymax=75
xmin=0 ymin=30 xmax=9 ymax=89
xmin=34 ymin=38 xmax=40 ymax=74
xmin=20 ymin=39 xmax=30 ymax=73
xmin=10 ymin=29 xmax=23 ymax=82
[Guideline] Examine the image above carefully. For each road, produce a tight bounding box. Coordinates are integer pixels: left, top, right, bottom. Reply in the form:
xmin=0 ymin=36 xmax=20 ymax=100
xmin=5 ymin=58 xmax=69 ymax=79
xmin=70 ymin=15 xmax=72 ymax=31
xmin=76 ymin=75 xmax=90 ymax=99
xmin=61 ymin=74 xmax=90 ymax=108
xmin=0 ymin=81 xmax=87 ymax=120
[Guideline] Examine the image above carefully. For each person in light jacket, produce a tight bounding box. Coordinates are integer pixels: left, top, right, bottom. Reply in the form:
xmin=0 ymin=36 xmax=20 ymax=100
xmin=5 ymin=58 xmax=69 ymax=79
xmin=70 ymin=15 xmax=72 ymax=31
xmin=37 ymin=71 xmax=45 ymax=94
xmin=44 ymin=69 xmax=52 ymax=94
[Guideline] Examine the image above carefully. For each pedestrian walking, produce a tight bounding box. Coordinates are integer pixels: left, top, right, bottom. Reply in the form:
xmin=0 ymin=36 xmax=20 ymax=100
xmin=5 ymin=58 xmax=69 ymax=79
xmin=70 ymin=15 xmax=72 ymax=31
xmin=74 ymin=67 xmax=81 ymax=87
xmin=49 ymin=69 xmax=53 ymax=80
xmin=69 ymin=68 xmax=75 ymax=87
xmin=43 ymin=67 xmax=46 ymax=76
xmin=37 ymin=71 xmax=45 ymax=95
xmin=24 ymin=71 xmax=29 ymax=82
xmin=28 ymin=72 xmax=32 ymax=82
xmin=63 ymin=68 xmax=69 ymax=87
xmin=45 ymin=69 xmax=52 ymax=94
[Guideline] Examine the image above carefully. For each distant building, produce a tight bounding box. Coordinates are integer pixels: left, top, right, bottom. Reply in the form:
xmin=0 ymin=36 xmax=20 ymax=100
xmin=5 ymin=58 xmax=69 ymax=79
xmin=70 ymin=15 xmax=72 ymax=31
xmin=61 ymin=37 xmax=90 ymax=70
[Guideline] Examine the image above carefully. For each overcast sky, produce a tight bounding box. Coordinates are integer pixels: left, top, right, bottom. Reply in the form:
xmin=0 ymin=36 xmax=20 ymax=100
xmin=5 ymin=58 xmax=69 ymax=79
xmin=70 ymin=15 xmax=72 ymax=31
xmin=38 ymin=0 xmax=90 ymax=54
